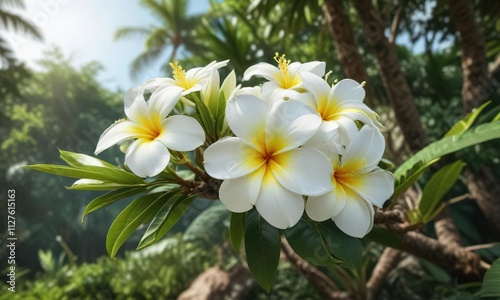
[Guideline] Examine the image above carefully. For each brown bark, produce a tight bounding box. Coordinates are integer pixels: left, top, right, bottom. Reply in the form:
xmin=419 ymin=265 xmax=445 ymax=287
xmin=448 ymin=0 xmax=490 ymax=113
xmin=465 ymin=168 xmax=500 ymax=233
xmin=281 ymin=240 xmax=353 ymax=300
xmin=322 ymin=0 xmax=377 ymax=105
xmin=434 ymin=208 xmax=462 ymax=247
xmin=448 ymin=0 xmax=500 ymax=235
xmin=177 ymin=265 xmax=253 ymax=300
xmin=352 ymin=0 xmax=427 ymax=152
xmin=398 ymin=231 xmax=487 ymax=282
xmin=366 ymin=248 xmax=401 ymax=300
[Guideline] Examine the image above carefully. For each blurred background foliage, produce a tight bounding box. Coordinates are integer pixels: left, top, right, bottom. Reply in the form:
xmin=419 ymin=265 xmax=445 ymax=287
xmin=0 ymin=0 xmax=499 ymax=298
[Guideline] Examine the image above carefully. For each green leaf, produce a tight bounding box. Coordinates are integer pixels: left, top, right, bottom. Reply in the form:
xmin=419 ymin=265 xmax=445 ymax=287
xmin=137 ymin=194 xmax=195 ymax=249
xmin=229 ymin=212 xmax=245 ymax=252
xmin=59 ymin=150 xmax=116 ymax=168
xmin=190 ymin=92 xmax=215 ymax=138
xmin=317 ymin=221 xmax=363 ymax=272
xmin=392 ymin=158 xmax=440 ymax=200
xmin=81 ymin=187 xmax=146 ymax=222
xmin=419 ymin=160 xmax=465 ymax=223
xmin=68 ymin=179 xmax=147 ymax=191
xmin=27 ymin=164 xmax=144 ymax=184
xmin=183 ymin=202 xmax=230 ymax=244
xmin=284 ymin=218 xmax=342 ymax=268
xmin=444 ymin=101 xmax=490 ymax=137
xmin=394 ymin=121 xmax=500 ymax=187
xmin=476 ymin=258 xmax=500 ymax=297
xmin=106 ymin=192 xmax=172 ymax=257
xmin=245 ymin=209 xmax=280 ymax=292
xmin=493 ymin=111 xmax=500 ymax=123
xmin=364 ymin=228 xmax=403 ymax=249
xmin=378 ymin=158 xmax=395 ymax=170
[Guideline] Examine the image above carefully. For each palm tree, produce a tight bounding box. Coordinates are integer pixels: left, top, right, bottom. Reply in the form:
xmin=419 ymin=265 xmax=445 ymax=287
xmin=0 ymin=0 xmax=42 ymax=67
xmin=114 ymin=0 xmax=200 ymax=78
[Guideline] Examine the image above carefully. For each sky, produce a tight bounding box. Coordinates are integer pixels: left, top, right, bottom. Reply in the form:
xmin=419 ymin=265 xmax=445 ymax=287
xmin=5 ymin=0 xmax=210 ymax=90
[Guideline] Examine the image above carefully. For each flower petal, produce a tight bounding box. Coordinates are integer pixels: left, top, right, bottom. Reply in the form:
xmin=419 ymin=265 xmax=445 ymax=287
xmin=148 ymin=85 xmax=182 ymax=119
xmin=300 ymin=72 xmax=330 ymax=106
xmin=333 ymin=189 xmax=374 ymax=238
xmin=339 ymin=126 xmax=385 ymax=173
xmin=140 ymin=77 xmax=177 ymax=92
xmin=270 ymin=148 xmax=333 ymax=196
xmin=266 ymin=99 xmax=322 ymax=154
xmin=330 ymin=79 xmax=366 ymax=103
xmin=124 ymin=88 xmax=150 ymax=123
xmin=204 ymin=137 xmax=264 ymax=179
xmin=219 ymin=165 xmax=266 ymax=212
xmin=298 ymin=61 xmax=326 ymax=77
xmin=243 ymin=62 xmax=280 ymax=81
xmin=158 ymin=115 xmax=205 ymax=151
xmin=254 ymin=169 xmax=304 ymax=229
xmin=343 ymin=168 xmax=394 ymax=208
xmin=125 ymin=139 xmax=170 ymax=177
xmin=306 ymin=182 xmax=346 ymax=221
xmin=95 ymin=120 xmax=143 ymax=154
xmin=303 ymin=121 xmax=339 ymax=148
xmin=336 ymin=117 xmax=359 ymax=147
xmin=226 ymin=94 xmax=270 ymax=149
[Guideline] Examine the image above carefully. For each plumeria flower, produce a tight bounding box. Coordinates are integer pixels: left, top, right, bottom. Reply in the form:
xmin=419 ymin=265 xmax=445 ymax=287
xmin=305 ymin=126 xmax=394 ymax=238
xmin=204 ymin=94 xmax=333 ymax=229
xmin=140 ymin=60 xmax=229 ymax=96
xmin=299 ymin=73 xmax=382 ymax=147
xmin=95 ymin=89 xmax=205 ymax=178
xmin=243 ymin=53 xmax=325 ymax=100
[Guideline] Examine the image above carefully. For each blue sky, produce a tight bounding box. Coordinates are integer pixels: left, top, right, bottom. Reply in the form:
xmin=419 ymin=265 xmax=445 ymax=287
xmin=6 ymin=0 xmax=210 ymax=90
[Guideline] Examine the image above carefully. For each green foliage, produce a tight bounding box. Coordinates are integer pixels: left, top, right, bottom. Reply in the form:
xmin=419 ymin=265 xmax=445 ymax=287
xmin=245 ymin=209 xmax=281 ymax=292
xmin=417 ymin=160 xmax=465 ymax=223
xmin=229 ymin=212 xmax=245 ymax=251
xmin=476 ymin=258 xmax=500 ymax=297
xmin=1 ymin=235 xmax=217 ymax=300
xmin=183 ymin=201 xmax=230 ymax=245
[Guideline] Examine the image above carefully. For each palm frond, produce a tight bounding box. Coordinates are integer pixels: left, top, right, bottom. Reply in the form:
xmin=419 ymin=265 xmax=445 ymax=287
xmin=0 ymin=10 xmax=42 ymax=40
xmin=0 ymin=0 xmax=25 ymax=10
xmin=129 ymin=48 xmax=165 ymax=79
xmin=114 ymin=26 xmax=151 ymax=41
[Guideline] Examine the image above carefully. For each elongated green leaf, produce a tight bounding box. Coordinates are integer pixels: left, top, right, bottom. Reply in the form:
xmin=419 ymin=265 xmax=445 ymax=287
xmin=419 ymin=160 xmax=465 ymax=222
xmin=82 ymin=187 xmax=147 ymax=222
xmin=137 ymin=194 xmax=195 ymax=249
xmin=59 ymin=150 xmax=116 ymax=168
xmin=476 ymin=258 xmax=500 ymax=297
xmin=27 ymin=164 xmax=144 ymax=184
xmin=365 ymin=228 xmax=403 ymax=249
xmin=284 ymin=219 xmax=342 ymax=268
xmin=245 ymin=209 xmax=280 ymax=292
xmin=392 ymin=158 xmax=440 ymax=200
xmin=106 ymin=192 xmax=171 ymax=257
xmin=229 ymin=212 xmax=245 ymax=252
xmin=69 ymin=179 xmax=147 ymax=191
xmin=394 ymin=121 xmax=500 ymax=184
xmin=317 ymin=221 xmax=363 ymax=271
xmin=190 ymin=92 xmax=215 ymax=137
xmin=183 ymin=202 xmax=229 ymax=244
xmin=444 ymin=101 xmax=490 ymax=137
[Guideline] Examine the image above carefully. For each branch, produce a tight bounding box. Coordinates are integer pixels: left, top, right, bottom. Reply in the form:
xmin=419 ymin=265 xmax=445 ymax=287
xmin=434 ymin=208 xmax=461 ymax=247
xmin=281 ymin=240 xmax=353 ymax=300
xmin=366 ymin=248 xmax=401 ymax=300
xmin=389 ymin=1 xmax=405 ymax=44
xmin=398 ymin=231 xmax=488 ymax=281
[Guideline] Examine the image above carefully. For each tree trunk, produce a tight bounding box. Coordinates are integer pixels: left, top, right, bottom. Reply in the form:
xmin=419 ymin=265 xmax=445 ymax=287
xmin=448 ymin=0 xmax=490 ymax=113
xmin=322 ymin=0 xmax=377 ymax=104
xmin=352 ymin=0 xmax=427 ymax=152
xmin=448 ymin=0 xmax=500 ymax=234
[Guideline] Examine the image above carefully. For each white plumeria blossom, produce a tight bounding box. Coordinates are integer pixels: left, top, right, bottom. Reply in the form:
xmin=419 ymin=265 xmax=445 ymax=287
xmin=204 ymin=94 xmax=333 ymax=229
xmin=305 ymin=126 xmax=394 ymax=238
xmin=95 ymin=89 xmax=205 ymax=178
xmin=140 ymin=60 xmax=229 ymax=96
xmin=243 ymin=53 xmax=325 ymax=100
xmin=299 ymin=73 xmax=383 ymax=147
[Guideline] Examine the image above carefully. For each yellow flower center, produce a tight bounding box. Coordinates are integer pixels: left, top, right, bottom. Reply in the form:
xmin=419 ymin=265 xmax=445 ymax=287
xmin=170 ymin=62 xmax=196 ymax=90
xmin=274 ymin=52 xmax=300 ymax=89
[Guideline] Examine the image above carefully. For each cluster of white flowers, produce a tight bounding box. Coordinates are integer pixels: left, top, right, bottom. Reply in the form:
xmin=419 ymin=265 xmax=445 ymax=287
xmin=95 ymin=54 xmax=394 ymax=238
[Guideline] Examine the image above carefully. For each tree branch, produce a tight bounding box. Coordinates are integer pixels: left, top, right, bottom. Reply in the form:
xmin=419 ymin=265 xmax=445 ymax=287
xmin=366 ymin=248 xmax=401 ymax=300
